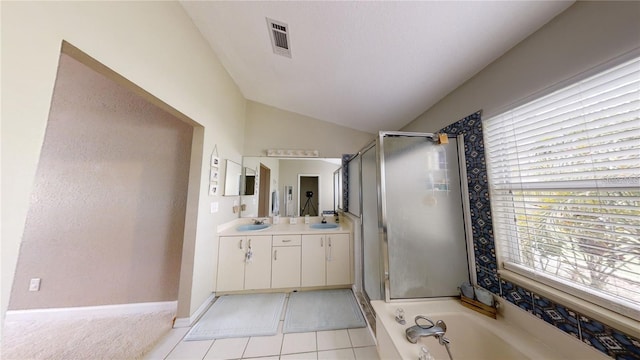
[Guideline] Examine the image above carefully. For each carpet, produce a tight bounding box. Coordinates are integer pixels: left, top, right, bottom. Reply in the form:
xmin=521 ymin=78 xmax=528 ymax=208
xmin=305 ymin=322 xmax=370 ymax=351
xmin=1 ymin=310 xmax=174 ymax=360
xmin=185 ymin=293 xmax=286 ymax=341
xmin=283 ymin=289 xmax=366 ymax=333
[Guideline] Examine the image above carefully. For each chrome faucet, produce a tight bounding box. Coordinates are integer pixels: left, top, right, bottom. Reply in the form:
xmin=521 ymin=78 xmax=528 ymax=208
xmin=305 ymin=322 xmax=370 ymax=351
xmin=406 ymin=316 xmax=454 ymax=360
xmin=253 ymin=218 xmax=265 ymax=225
xmin=406 ymin=317 xmax=448 ymax=344
xmin=321 ymin=216 xmax=327 ymax=224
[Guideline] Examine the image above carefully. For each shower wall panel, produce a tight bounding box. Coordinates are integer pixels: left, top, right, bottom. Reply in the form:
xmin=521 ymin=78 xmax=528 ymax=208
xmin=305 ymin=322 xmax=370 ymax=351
xmin=382 ymin=136 xmax=470 ymax=299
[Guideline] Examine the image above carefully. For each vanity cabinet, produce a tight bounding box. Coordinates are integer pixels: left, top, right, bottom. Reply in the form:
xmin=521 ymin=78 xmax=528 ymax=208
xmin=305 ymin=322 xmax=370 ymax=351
xmin=216 ymin=235 xmax=271 ymax=292
xmin=302 ymin=233 xmax=350 ymax=286
xmin=271 ymin=235 xmax=301 ymax=288
xmin=216 ymin=227 xmax=351 ymax=293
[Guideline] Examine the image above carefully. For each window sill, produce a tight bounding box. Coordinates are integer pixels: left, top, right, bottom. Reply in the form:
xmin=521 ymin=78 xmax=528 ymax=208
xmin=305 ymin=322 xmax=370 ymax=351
xmin=498 ymin=270 xmax=640 ymax=339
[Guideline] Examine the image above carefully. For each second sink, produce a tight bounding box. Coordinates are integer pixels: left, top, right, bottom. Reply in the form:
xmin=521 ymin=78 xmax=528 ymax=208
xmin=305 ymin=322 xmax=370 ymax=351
xmin=236 ymin=224 xmax=271 ymax=232
xmin=309 ymin=223 xmax=340 ymax=230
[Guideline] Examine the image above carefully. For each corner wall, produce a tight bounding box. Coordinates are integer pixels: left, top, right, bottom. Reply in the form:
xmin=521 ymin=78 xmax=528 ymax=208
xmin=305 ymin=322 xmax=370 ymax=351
xmin=1 ymin=1 xmax=246 ymax=331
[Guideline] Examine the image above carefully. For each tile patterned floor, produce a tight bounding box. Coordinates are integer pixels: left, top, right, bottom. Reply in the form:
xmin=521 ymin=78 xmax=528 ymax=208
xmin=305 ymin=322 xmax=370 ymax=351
xmin=145 ymin=294 xmax=378 ymax=360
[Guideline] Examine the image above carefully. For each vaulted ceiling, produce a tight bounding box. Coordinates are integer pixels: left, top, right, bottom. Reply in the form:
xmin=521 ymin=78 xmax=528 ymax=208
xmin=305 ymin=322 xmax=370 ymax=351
xmin=181 ymin=1 xmax=574 ymax=133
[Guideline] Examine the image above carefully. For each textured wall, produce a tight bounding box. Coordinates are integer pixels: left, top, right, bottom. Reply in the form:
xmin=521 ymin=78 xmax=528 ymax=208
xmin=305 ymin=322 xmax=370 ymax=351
xmin=1 ymin=1 xmax=247 ymax=324
xmin=9 ymin=54 xmax=192 ymax=309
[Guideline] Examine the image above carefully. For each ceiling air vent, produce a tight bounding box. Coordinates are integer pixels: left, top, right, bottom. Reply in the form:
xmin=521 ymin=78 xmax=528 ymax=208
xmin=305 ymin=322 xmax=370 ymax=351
xmin=267 ymin=18 xmax=291 ymax=58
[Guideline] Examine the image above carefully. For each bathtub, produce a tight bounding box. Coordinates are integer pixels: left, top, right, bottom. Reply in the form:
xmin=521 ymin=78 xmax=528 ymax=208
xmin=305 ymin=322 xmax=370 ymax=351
xmin=371 ymin=299 xmax=606 ymax=360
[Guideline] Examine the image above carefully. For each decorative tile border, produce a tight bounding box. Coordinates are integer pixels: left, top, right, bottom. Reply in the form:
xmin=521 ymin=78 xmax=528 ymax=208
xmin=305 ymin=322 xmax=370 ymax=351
xmin=439 ymin=111 xmax=498 ymax=287
xmin=440 ymin=112 xmax=640 ymax=359
xmin=341 ymin=154 xmax=354 ymax=212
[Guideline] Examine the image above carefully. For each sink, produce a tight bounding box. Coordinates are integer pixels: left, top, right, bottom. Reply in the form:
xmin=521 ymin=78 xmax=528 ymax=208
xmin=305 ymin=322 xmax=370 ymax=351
xmin=309 ymin=223 xmax=340 ymax=230
xmin=236 ymin=224 xmax=271 ymax=232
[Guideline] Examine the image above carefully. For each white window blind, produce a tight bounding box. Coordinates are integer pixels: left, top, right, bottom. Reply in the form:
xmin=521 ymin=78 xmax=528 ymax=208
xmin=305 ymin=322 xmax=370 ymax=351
xmin=484 ymin=55 xmax=640 ymax=319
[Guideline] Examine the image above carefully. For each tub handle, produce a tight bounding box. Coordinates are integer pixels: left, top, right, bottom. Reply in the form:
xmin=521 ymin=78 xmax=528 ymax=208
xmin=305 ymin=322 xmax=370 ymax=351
xmin=415 ymin=315 xmax=435 ymax=329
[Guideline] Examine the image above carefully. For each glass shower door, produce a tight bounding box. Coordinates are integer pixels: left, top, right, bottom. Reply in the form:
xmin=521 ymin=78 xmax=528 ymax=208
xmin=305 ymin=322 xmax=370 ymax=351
xmin=381 ymin=135 xmax=470 ymax=299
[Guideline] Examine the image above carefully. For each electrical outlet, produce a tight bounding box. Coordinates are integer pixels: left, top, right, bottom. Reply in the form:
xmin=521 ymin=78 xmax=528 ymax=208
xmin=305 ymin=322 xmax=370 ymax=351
xmin=29 ymin=278 xmax=41 ymax=292
xmin=211 ymin=202 xmax=219 ymax=213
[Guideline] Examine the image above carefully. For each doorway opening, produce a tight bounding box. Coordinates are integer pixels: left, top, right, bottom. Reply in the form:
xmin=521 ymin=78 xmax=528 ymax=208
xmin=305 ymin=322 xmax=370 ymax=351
xmin=258 ymin=164 xmax=271 ymax=217
xmin=298 ymin=175 xmax=319 ymax=216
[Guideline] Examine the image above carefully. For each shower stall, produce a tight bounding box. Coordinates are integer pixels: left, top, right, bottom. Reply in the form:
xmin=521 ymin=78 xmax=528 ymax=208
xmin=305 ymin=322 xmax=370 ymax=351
xmin=347 ymin=131 xmax=473 ymax=308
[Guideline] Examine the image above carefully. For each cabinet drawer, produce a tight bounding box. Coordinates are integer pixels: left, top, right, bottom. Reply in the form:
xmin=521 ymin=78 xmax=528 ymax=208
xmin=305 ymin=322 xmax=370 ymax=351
xmin=272 ymin=235 xmax=301 ymax=246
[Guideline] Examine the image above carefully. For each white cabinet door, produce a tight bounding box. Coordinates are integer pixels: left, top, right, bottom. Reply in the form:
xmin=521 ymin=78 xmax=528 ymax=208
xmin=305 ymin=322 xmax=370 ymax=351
xmin=217 ymin=236 xmax=246 ymax=291
xmin=326 ymin=233 xmax=351 ymax=286
xmin=271 ymin=246 xmax=301 ymax=288
xmin=244 ymin=235 xmax=272 ymax=290
xmin=301 ymin=234 xmax=326 ymax=287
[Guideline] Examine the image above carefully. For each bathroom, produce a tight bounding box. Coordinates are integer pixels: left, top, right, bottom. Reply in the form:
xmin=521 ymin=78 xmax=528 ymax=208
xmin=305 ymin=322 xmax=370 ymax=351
xmin=2 ymin=1 xmax=639 ymax=359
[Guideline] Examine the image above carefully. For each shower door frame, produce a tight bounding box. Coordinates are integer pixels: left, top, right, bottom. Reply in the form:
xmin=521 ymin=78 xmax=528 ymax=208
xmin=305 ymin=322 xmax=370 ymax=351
xmin=377 ymin=131 xmax=476 ymax=302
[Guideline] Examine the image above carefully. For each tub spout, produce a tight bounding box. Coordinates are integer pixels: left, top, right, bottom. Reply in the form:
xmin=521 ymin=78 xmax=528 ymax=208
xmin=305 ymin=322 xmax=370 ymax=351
xmin=405 ymin=325 xmax=446 ymax=344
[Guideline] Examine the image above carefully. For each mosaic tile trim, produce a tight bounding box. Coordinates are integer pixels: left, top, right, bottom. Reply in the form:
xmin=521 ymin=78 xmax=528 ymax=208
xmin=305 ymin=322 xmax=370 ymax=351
xmin=580 ymin=315 xmax=640 ymax=359
xmin=533 ymin=294 xmax=580 ymax=339
xmin=500 ymin=279 xmax=640 ymax=359
xmin=341 ymin=154 xmax=354 ymax=212
xmin=439 ymin=111 xmax=498 ymax=288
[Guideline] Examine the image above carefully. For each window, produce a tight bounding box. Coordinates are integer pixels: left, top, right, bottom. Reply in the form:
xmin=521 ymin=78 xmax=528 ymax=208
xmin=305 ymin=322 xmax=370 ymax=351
xmin=484 ymin=55 xmax=640 ymax=319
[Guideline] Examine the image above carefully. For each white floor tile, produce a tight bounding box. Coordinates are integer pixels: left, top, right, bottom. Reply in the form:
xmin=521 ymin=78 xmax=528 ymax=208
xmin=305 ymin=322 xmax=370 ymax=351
xmin=281 ymin=332 xmax=317 ymax=354
xmin=242 ymin=334 xmax=284 ymax=358
xmin=204 ymin=337 xmax=249 ymax=359
xmin=166 ymin=339 xmax=213 ymax=360
xmin=353 ymin=346 xmax=379 ymax=360
xmin=317 ymin=348 xmax=355 ymax=360
xmin=347 ymin=328 xmax=375 ymax=348
xmin=243 ymin=357 xmax=279 ymax=360
xmin=316 ymin=330 xmax=352 ymax=351
xmin=280 ymin=352 xmax=318 ymax=360
xmin=144 ymin=327 xmax=190 ymax=360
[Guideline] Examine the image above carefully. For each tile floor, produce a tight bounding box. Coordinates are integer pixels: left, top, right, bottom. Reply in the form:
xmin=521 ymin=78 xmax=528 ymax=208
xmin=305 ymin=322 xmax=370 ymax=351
xmin=145 ymin=294 xmax=379 ymax=360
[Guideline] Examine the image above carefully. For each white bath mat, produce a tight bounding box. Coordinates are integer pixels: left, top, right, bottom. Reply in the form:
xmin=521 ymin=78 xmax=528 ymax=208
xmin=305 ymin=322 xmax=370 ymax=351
xmin=185 ymin=293 xmax=286 ymax=341
xmin=283 ymin=289 xmax=366 ymax=333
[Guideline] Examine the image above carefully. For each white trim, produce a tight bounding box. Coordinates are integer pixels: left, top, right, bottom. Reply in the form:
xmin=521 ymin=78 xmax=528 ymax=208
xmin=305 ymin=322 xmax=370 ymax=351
xmin=173 ymin=292 xmax=215 ymax=328
xmin=4 ymin=301 xmax=177 ymax=322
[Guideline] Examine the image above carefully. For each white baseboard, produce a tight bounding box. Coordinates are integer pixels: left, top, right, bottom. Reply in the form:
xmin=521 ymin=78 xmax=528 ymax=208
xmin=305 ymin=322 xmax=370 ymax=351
xmin=173 ymin=292 xmax=215 ymax=328
xmin=5 ymin=301 xmax=177 ymax=322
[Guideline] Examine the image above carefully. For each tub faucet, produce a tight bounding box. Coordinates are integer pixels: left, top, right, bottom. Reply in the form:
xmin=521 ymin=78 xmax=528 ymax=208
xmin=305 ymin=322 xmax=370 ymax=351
xmin=405 ymin=317 xmax=448 ymax=344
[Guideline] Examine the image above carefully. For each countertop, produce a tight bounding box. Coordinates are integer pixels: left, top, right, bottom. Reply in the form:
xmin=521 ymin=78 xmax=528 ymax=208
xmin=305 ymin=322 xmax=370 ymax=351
xmin=218 ymin=218 xmax=351 ymax=236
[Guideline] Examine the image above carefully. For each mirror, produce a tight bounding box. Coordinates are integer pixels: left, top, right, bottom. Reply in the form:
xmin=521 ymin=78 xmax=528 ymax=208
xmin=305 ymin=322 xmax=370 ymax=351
xmin=224 ymin=159 xmax=242 ymax=196
xmin=240 ymin=157 xmax=341 ymax=218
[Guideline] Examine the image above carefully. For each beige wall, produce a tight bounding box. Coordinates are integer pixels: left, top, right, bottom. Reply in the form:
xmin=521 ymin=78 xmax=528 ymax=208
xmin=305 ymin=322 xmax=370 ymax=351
xmin=402 ymin=1 xmax=640 ymax=133
xmin=1 ymin=1 xmax=246 ymax=328
xmin=244 ymin=101 xmax=374 ymax=157
xmin=9 ymin=53 xmax=191 ymax=310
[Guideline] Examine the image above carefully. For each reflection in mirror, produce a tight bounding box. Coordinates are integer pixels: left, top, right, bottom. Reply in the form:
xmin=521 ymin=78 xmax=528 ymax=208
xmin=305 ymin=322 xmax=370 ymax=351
xmin=224 ymin=159 xmax=242 ymax=196
xmin=240 ymin=157 xmax=341 ymax=218
xmin=243 ymin=167 xmax=256 ymax=195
